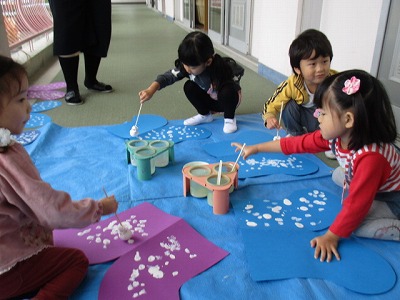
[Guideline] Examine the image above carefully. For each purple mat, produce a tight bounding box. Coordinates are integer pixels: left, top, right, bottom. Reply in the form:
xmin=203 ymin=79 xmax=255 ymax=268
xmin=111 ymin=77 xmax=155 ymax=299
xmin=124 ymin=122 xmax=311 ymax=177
xmin=99 ymin=217 xmax=228 ymax=299
xmin=54 ymin=203 xmax=182 ymax=264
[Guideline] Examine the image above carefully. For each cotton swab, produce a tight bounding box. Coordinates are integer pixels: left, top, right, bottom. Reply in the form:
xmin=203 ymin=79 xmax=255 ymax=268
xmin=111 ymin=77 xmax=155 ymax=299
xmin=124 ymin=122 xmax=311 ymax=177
xmin=231 ymin=143 xmax=246 ymax=171
xmin=102 ymin=187 xmax=132 ymax=241
xmin=102 ymin=187 xmax=123 ymax=226
xmin=130 ymin=102 xmax=143 ymax=137
xmin=217 ymin=160 xmax=223 ymax=185
xmin=274 ymin=101 xmax=284 ymax=141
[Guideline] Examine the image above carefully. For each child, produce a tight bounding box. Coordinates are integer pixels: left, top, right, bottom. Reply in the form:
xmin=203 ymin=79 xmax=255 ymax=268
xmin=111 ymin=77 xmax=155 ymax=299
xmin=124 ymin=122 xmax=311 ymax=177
xmin=233 ymin=70 xmax=400 ymax=263
xmin=0 ymin=56 xmax=118 ymax=299
xmin=262 ymin=29 xmax=336 ymax=145
xmin=139 ymin=31 xmax=243 ymax=134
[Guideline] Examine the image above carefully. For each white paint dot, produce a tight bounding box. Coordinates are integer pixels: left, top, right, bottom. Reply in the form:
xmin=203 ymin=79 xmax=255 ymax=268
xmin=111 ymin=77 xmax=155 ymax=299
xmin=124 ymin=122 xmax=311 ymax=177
xmin=246 ymin=220 xmax=258 ymax=227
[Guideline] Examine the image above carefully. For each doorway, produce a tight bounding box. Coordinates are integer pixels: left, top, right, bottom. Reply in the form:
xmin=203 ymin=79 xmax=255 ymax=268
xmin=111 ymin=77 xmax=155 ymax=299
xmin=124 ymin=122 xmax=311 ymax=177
xmin=182 ymin=0 xmax=208 ymax=30
xmin=377 ymin=0 xmax=400 ymax=131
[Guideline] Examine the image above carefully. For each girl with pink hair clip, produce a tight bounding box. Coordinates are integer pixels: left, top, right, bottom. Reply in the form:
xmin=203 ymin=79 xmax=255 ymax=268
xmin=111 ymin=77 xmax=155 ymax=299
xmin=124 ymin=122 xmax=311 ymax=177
xmin=232 ymin=69 xmax=400 ymax=262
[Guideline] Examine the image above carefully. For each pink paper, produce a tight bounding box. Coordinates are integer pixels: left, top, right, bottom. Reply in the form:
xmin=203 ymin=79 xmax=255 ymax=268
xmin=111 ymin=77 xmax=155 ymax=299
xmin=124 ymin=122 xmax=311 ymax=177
xmin=27 ymin=90 xmax=66 ymax=100
xmin=99 ymin=218 xmax=229 ymax=300
xmin=28 ymin=82 xmax=66 ymax=91
xmin=53 ymin=203 xmax=180 ymax=264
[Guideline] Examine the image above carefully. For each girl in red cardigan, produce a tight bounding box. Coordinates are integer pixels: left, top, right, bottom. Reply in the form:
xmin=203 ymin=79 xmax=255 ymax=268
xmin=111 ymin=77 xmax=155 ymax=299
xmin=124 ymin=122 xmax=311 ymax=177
xmin=232 ymin=69 xmax=399 ymax=263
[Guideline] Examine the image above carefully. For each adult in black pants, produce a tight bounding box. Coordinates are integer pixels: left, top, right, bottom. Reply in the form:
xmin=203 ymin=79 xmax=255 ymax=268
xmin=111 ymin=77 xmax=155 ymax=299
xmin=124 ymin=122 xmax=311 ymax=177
xmin=49 ymin=0 xmax=113 ymax=105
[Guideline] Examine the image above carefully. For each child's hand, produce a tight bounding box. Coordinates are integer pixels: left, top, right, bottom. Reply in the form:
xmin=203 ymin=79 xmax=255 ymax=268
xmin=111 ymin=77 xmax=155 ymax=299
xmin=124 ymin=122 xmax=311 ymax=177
xmin=100 ymin=195 xmax=118 ymax=216
xmin=138 ymin=82 xmax=160 ymax=103
xmin=231 ymin=142 xmax=257 ymax=159
xmin=310 ymin=230 xmax=341 ymax=262
xmin=138 ymin=89 xmax=153 ymax=103
xmin=266 ymin=117 xmax=280 ymax=130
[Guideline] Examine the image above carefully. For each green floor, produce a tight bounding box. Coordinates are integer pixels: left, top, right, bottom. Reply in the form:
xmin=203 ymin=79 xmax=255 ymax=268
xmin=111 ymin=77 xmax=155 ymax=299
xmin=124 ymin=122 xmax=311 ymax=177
xmin=35 ymin=4 xmax=337 ymax=168
xmin=43 ymin=4 xmax=274 ymax=128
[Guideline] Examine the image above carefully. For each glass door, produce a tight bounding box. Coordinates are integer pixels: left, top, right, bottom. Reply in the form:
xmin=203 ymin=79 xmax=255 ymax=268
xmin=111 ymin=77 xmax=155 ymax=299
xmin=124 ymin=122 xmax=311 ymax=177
xmin=208 ymin=0 xmax=224 ymax=43
xmin=226 ymin=0 xmax=251 ymax=54
xmin=377 ymin=0 xmax=400 ymax=131
xmin=183 ymin=0 xmax=195 ymax=28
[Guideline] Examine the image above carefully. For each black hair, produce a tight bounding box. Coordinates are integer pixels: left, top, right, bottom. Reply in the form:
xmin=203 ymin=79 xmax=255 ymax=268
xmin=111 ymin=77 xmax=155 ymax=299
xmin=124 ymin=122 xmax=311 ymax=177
xmin=289 ymin=29 xmax=333 ymax=74
xmin=176 ymin=31 xmax=233 ymax=90
xmin=0 ymin=55 xmax=27 ymax=104
xmin=314 ymin=69 xmax=398 ymax=150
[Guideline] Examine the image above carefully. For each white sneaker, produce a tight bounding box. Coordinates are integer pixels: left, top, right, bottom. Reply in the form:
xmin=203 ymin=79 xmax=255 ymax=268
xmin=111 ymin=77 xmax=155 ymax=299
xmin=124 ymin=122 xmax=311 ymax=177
xmin=325 ymin=150 xmax=336 ymax=159
xmin=183 ymin=114 xmax=213 ymax=126
xmin=223 ymin=118 xmax=237 ymax=133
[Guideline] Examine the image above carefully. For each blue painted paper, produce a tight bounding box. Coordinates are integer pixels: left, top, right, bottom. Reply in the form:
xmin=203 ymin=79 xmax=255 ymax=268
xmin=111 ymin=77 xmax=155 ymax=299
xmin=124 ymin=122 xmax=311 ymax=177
xmin=241 ymin=229 xmax=396 ymax=295
xmin=25 ymin=113 xmax=52 ymax=128
xmin=138 ymin=124 xmax=211 ymax=143
xmin=31 ymin=100 xmax=62 ymax=112
xmin=231 ymin=188 xmax=342 ymax=231
xmin=106 ymin=114 xmax=168 ymax=139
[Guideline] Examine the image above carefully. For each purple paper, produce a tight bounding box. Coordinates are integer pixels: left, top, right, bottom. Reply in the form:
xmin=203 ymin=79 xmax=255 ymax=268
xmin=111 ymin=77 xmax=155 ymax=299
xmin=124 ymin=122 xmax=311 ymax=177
xmin=99 ymin=218 xmax=228 ymax=300
xmin=54 ymin=203 xmax=180 ymax=265
xmin=27 ymin=90 xmax=66 ymax=100
xmin=28 ymin=82 xmax=66 ymax=91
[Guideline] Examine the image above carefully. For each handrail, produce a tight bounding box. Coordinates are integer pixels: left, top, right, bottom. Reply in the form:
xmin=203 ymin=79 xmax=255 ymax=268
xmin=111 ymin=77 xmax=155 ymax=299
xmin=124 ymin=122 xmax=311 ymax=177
xmin=1 ymin=0 xmax=53 ymax=51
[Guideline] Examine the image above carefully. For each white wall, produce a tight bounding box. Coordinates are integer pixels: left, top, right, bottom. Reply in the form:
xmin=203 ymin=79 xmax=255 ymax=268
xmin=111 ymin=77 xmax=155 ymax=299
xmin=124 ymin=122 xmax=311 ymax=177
xmin=252 ymin=0 xmax=300 ymax=77
xmin=319 ymin=0 xmax=382 ymax=73
xmin=252 ymin=0 xmax=384 ymax=78
xmin=165 ymin=0 xmax=174 ymax=18
xmin=166 ymin=0 xmax=384 ymax=79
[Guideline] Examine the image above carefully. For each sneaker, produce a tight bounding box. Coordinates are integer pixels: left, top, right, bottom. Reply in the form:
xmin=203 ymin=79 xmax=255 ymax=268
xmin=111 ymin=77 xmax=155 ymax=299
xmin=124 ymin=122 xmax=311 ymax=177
xmin=223 ymin=118 xmax=237 ymax=133
xmin=183 ymin=114 xmax=213 ymax=126
xmin=65 ymin=90 xmax=83 ymax=105
xmin=325 ymin=150 xmax=336 ymax=159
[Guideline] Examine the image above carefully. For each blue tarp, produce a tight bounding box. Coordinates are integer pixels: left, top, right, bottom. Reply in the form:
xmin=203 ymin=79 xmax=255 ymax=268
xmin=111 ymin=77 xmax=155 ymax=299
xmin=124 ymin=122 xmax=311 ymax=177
xmin=25 ymin=114 xmax=400 ymax=299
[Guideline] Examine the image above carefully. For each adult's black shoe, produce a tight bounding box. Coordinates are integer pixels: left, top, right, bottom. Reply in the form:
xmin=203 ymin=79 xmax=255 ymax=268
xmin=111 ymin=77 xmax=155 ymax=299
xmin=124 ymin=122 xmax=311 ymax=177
xmin=85 ymin=81 xmax=114 ymax=93
xmin=65 ymin=90 xmax=84 ymax=105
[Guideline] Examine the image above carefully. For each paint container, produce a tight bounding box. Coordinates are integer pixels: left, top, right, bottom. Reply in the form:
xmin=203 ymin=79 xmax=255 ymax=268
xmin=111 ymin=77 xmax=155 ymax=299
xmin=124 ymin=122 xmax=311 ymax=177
xmin=127 ymin=140 xmax=148 ymax=166
xmin=184 ymin=162 xmax=210 ymax=198
xmin=206 ymin=174 xmax=231 ymax=214
xmin=149 ymin=140 xmax=170 ymax=167
xmin=208 ymin=163 xmax=235 ymax=206
xmin=134 ymin=147 xmax=156 ymax=180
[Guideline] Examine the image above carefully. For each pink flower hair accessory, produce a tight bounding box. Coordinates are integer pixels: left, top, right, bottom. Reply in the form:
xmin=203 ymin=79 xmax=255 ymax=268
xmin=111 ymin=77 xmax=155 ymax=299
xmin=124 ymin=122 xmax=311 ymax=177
xmin=313 ymin=108 xmax=322 ymax=118
xmin=342 ymin=76 xmax=360 ymax=95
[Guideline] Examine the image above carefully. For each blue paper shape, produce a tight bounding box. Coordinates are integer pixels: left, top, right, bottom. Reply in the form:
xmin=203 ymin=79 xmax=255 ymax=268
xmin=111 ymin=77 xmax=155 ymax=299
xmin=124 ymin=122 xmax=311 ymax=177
xmin=31 ymin=100 xmax=62 ymax=112
xmin=232 ymin=188 xmax=341 ymax=231
xmin=12 ymin=130 xmax=40 ymax=145
xmin=221 ymin=153 xmax=319 ymax=178
xmin=203 ymin=130 xmax=281 ymax=157
xmin=106 ymin=114 xmax=168 ymax=139
xmin=138 ymin=125 xmax=211 ymax=143
xmin=241 ymin=229 xmax=396 ymax=294
xmin=25 ymin=113 xmax=52 ymax=128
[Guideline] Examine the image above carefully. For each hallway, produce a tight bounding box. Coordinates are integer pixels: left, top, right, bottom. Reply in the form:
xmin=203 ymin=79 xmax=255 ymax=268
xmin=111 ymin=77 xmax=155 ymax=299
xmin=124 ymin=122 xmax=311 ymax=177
xmin=41 ymin=4 xmax=274 ymax=128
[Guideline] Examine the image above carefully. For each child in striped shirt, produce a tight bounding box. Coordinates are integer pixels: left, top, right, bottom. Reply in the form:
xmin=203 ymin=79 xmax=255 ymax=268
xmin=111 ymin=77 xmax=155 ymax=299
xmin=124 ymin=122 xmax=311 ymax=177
xmin=232 ymin=69 xmax=400 ymax=262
